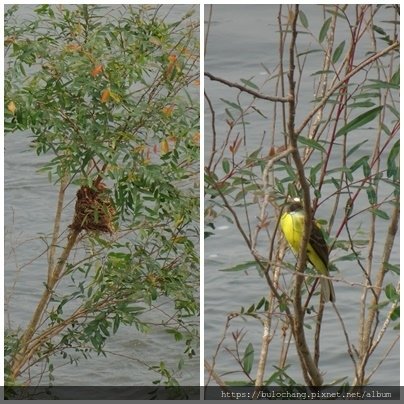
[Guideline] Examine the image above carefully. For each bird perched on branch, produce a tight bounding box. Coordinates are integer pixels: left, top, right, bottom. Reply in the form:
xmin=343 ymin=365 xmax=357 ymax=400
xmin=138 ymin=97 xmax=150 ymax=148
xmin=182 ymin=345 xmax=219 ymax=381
xmin=280 ymin=199 xmax=335 ymax=303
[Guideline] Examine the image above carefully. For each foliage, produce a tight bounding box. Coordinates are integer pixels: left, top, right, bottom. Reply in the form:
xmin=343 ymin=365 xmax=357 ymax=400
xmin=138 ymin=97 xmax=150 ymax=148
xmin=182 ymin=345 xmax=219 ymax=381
xmin=4 ymin=4 xmax=199 ymax=386
xmin=205 ymin=4 xmax=399 ymax=389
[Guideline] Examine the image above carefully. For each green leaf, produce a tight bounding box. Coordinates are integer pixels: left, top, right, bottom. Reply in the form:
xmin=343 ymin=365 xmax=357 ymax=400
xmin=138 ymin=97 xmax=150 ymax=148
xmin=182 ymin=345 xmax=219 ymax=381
xmin=390 ymin=307 xmax=399 ymax=321
xmin=220 ymin=98 xmax=243 ymax=112
xmin=362 ymin=160 xmax=370 ymax=177
xmin=240 ymin=78 xmax=259 ymax=91
xmin=366 ymin=186 xmax=377 ymax=205
xmin=113 ymin=316 xmax=120 ymax=334
xmin=299 ymin=11 xmax=309 ymax=29
xmin=372 ymin=25 xmax=386 ymax=36
xmin=297 ymin=136 xmax=326 ymax=153
xmin=352 ymin=92 xmax=382 ymax=100
xmin=311 ymin=69 xmax=333 ymax=77
xmin=319 ymin=17 xmax=332 ymax=43
xmin=297 ymin=49 xmax=322 ymax=57
xmin=333 ymin=253 xmax=359 ymax=262
xmin=281 ymin=161 xmax=297 ymax=181
xmin=279 ymin=294 xmax=289 ymax=312
xmin=166 ymin=328 xmax=183 ymax=341
xmin=313 ymin=188 xmax=321 ymax=198
xmin=336 ymin=106 xmax=383 ymax=137
xmin=222 ymin=158 xmax=230 ymax=174
xmin=381 ymin=123 xmax=392 ymax=136
xmin=347 ymin=101 xmax=375 ymax=108
xmin=387 ymin=140 xmax=399 ymax=178
xmin=251 ymin=105 xmax=268 ymax=119
xmin=256 ymin=297 xmax=267 ymax=311
xmin=34 ymin=4 xmax=52 ymax=15
xmin=385 ymin=283 xmax=398 ymax=300
xmin=384 ymin=262 xmax=399 ymax=275
xmin=243 ymin=343 xmax=254 ymax=375
xmin=386 ymin=104 xmax=399 ymax=120
xmin=225 ymin=108 xmax=235 ymax=121
xmin=332 ymin=40 xmax=345 ymax=64
xmin=309 ymin=162 xmax=322 ymax=187
xmin=220 ymin=261 xmax=258 ymax=272
xmin=350 ymin=155 xmax=369 ymax=173
xmin=347 ymin=139 xmax=368 ymax=158
xmin=364 ymin=80 xmax=399 ymax=90
xmin=371 ymin=208 xmax=390 ymax=220
xmin=275 ymin=177 xmax=285 ymax=194
xmin=390 ymin=69 xmax=400 ymax=86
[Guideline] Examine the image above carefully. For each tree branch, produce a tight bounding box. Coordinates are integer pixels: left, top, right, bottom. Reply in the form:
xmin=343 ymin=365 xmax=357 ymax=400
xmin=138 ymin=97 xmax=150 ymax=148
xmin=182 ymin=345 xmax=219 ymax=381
xmin=205 ymin=71 xmax=291 ymax=103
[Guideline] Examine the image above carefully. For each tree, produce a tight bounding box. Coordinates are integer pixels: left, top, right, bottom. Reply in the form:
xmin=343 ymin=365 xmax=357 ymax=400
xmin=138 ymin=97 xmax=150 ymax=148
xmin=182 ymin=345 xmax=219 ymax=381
xmin=205 ymin=4 xmax=399 ymax=391
xmin=5 ymin=4 xmax=200 ymax=388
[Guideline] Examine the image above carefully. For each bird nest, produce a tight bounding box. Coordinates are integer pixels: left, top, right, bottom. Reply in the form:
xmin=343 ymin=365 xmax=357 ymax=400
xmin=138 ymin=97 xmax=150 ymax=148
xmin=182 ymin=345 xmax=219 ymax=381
xmin=70 ymin=182 xmax=115 ymax=234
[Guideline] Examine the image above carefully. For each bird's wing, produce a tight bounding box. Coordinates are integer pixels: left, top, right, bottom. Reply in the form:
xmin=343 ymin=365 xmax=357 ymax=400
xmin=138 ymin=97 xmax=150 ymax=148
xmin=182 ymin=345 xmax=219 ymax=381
xmin=309 ymin=221 xmax=329 ymax=267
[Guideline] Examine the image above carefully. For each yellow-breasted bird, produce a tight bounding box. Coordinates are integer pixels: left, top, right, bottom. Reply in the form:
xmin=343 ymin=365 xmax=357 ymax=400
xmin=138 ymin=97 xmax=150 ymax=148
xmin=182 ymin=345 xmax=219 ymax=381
xmin=280 ymin=200 xmax=335 ymax=303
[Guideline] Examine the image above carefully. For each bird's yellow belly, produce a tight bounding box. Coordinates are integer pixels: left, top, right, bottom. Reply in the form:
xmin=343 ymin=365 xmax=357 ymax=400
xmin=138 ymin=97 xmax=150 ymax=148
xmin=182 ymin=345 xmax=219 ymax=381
xmin=280 ymin=211 xmax=327 ymax=274
xmin=280 ymin=211 xmax=303 ymax=254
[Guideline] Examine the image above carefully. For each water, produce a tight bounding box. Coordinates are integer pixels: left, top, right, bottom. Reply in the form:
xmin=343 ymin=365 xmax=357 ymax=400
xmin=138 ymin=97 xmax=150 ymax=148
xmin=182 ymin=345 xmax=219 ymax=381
xmin=4 ymin=4 xmax=199 ymax=386
xmin=204 ymin=4 xmax=399 ymax=386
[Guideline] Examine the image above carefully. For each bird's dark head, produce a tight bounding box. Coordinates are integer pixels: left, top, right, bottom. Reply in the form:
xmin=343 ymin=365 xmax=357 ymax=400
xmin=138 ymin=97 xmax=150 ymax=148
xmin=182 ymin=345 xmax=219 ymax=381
xmin=284 ymin=198 xmax=303 ymax=213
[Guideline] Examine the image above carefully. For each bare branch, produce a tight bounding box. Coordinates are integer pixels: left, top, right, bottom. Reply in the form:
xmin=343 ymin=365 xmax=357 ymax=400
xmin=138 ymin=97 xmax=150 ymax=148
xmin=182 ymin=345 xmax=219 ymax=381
xmin=205 ymin=71 xmax=291 ymax=103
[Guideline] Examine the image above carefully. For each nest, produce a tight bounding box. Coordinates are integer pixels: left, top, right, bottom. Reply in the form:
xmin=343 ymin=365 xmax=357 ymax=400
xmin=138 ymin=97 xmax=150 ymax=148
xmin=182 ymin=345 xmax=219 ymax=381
xmin=70 ymin=182 xmax=116 ymax=234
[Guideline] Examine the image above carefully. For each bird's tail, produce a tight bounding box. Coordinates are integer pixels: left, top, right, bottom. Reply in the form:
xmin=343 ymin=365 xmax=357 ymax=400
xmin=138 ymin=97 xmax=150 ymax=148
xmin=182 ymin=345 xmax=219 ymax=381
xmin=320 ymin=278 xmax=336 ymax=303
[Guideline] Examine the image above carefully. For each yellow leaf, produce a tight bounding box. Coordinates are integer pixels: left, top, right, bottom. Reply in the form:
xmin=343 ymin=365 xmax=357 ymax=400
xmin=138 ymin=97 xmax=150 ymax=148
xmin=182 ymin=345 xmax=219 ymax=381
xmin=160 ymin=139 xmax=169 ymax=155
xmin=91 ymin=64 xmax=103 ymax=78
xmin=149 ymin=36 xmax=162 ymax=46
xmin=167 ymin=54 xmax=177 ymax=63
xmin=172 ymin=235 xmax=186 ymax=243
xmin=162 ymin=105 xmax=174 ymax=117
xmin=192 ymin=132 xmax=200 ymax=145
xmin=164 ymin=54 xmax=178 ymax=79
xmin=133 ymin=145 xmax=145 ymax=154
xmin=7 ymin=101 xmax=16 ymax=114
xmin=109 ymin=91 xmax=121 ymax=103
xmin=100 ymin=88 xmax=110 ymax=103
xmin=65 ymin=43 xmax=81 ymax=52
xmin=4 ymin=36 xmax=16 ymax=45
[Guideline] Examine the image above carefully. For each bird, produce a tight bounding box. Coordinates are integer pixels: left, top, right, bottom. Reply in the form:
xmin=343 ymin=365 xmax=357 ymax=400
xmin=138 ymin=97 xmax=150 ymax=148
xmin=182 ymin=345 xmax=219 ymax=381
xmin=280 ymin=199 xmax=335 ymax=303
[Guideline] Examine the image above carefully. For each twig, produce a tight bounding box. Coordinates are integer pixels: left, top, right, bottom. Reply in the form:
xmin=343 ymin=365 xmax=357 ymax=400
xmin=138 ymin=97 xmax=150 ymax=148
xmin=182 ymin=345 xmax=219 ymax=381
xmin=47 ymin=177 xmax=68 ymax=285
xmin=205 ymin=72 xmax=291 ymax=103
xmin=204 ymin=360 xmax=232 ymax=391
xmin=204 ymin=91 xmax=217 ymax=171
xmin=366 ymin=334 xmax=399 ymax=382
xmin=333 ymin=301 xmax=359 ymax=381
xmin=11 ymin=228 xmax=80 ymax=379
xmin=205 ymin=5 xmax=213 ymax=57
xmin=205 ymin=315 xmax=232 ymax=387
